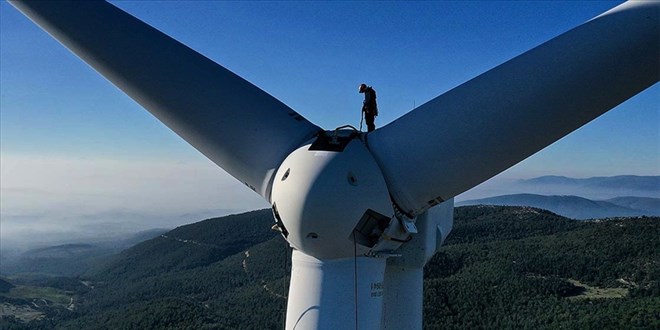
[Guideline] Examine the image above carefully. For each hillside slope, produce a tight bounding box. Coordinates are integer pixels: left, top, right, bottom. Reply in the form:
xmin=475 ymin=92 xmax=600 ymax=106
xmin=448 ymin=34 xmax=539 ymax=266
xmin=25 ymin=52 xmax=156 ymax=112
xmin=2 ymin=207 xmax=658 ymax=329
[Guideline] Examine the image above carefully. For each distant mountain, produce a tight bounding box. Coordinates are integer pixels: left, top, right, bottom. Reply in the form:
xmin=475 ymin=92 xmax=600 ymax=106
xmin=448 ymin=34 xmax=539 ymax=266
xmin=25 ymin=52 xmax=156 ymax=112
xmin=519 ymin=175 xmax=577 ymax=185
xmin=519 ymin=175 xmax=659 ymax=190
xmin=516 ymin=175 xmax=660 ymax=199
xmin=1 ymin=228 xmax=169 ymax=277
xmin=2 ymin=207 xmax=657 ymax=329
xmin=457 ymin=194 xmax=659 ymax=219
xmin=605 ymin=196 xmax=660 ymax=213
xmin=23 ymin=243 xmax=98 ymax=259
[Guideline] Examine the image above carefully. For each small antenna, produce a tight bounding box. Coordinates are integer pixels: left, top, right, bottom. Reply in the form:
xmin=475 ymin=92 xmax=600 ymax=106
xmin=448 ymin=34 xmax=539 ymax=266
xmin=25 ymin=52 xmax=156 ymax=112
xmin=413 ymin=100 xmax=416 ymax=110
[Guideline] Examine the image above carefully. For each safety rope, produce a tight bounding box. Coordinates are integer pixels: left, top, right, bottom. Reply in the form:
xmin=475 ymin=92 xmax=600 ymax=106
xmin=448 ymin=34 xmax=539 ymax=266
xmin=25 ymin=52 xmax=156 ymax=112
xmin=353 ymin=231 xmax=359 ymax=330
xmin=283 ymin=241 xmax=289 ymax=330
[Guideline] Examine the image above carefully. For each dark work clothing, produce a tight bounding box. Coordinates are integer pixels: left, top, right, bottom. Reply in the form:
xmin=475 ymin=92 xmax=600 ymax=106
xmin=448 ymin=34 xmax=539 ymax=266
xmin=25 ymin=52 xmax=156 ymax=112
xmin=364 ymin=113 xmax=375 ymax=132
xmin=362 ymin=86 xmax=377 ymax=132
xmin=362 ymin=87 xmax=377 ymax=115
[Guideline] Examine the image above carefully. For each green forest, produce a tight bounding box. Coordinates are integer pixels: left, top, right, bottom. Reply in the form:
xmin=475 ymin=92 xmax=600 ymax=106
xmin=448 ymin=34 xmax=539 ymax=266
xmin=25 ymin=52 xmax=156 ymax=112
xmin=1 ymin=206 xmax=658 ymax=329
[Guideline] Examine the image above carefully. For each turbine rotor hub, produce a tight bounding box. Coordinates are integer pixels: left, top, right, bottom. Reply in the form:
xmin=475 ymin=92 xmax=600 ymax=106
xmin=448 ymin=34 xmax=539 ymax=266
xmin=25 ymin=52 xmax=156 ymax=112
xmin=271 ymin=131 xmax=406 ymax=259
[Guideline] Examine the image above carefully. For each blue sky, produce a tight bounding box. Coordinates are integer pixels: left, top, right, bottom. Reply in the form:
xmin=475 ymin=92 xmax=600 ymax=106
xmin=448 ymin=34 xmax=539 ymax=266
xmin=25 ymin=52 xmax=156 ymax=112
xmin=1 ymin=1 xmax=657 ymax=247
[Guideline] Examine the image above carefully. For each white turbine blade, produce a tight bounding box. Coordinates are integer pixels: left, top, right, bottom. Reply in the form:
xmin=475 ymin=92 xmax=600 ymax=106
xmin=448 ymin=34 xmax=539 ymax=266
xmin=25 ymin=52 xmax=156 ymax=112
xmin=368 ymin=1 xmax=659 ymax=216
xmin=9 ymin=0 xmax=320 ymax=200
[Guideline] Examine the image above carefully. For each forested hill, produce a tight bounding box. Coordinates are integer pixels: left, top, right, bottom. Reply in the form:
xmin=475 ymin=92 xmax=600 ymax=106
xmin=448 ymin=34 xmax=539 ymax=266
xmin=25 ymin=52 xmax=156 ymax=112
xmin=425 ymin=206 xmax=658 ymax=329
xmin=1 ymin=206 xmax=658 ymax=329
xmin=83 ymin=210 xmax=278 ymax=280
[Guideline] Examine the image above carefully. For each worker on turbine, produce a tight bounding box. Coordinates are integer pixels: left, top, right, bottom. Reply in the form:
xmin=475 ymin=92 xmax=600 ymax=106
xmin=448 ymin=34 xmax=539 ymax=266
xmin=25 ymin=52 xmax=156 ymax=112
xmin=359 ymin=83 xmax=378 ymax=132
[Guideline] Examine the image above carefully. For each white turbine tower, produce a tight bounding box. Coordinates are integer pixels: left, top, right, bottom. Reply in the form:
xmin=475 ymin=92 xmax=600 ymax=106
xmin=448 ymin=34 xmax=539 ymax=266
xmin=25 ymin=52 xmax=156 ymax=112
xmin=10 ymin=1 xmax=658 ymax=329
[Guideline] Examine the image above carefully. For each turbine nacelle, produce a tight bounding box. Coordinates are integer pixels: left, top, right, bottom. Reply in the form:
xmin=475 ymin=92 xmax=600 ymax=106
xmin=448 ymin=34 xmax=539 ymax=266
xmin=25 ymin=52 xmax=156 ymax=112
xmin=271 ymin=130 xmax=413 ymax=259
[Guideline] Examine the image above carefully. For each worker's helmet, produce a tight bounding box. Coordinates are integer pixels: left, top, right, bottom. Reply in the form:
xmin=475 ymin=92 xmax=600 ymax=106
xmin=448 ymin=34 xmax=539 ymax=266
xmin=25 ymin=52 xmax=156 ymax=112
xmin=358 ymin=83 xmax=367 ymax=93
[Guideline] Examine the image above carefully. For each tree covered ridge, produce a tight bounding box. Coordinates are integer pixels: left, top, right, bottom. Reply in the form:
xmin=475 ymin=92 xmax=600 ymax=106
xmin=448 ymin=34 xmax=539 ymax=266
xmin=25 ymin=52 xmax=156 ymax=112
xmin=424 ymin=206 xmax=658 ymax=329
xmin=1 ymin=206 xmax=657 ymax=329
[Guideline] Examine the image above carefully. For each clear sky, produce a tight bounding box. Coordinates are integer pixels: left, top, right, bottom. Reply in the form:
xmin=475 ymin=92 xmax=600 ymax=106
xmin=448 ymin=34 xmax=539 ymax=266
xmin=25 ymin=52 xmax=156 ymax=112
xmin=1 ymin=1 xmax=657 ymax=249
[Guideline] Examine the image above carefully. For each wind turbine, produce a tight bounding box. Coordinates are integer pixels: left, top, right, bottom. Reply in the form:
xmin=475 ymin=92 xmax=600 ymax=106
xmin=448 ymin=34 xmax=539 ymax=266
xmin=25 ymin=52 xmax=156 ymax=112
xmin=9 ymin=1 xmax=658 ymax=329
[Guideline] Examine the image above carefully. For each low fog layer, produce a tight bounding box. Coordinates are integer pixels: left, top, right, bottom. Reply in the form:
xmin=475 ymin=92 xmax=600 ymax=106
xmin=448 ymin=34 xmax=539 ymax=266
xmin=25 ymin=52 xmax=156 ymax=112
xmin=458 ymin=174 xmax=659 ymax=201
xmin=1 ymin=155 xmax=268 ymax=252
xmin=2 ymin=154 xmax=657 ymax=253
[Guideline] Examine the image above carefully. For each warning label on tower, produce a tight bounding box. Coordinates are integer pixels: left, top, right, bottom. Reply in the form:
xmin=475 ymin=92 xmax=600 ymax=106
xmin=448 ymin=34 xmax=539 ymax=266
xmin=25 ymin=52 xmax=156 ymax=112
xmin=370 ymin=282 xmax=384 ymax=297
